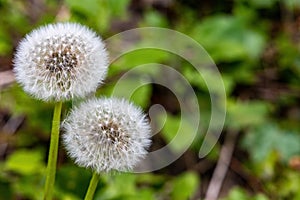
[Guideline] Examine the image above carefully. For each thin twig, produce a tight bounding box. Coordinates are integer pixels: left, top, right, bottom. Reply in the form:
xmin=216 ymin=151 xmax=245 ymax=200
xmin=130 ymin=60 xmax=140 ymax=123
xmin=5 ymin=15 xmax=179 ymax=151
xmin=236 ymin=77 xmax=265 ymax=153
xmin=205 ymin=130 xmax=239 ymax=200
xmin=230 ymin=157 xmax=265 ymax=193
xmin=0 ymin=115 xmax=25 ymax=157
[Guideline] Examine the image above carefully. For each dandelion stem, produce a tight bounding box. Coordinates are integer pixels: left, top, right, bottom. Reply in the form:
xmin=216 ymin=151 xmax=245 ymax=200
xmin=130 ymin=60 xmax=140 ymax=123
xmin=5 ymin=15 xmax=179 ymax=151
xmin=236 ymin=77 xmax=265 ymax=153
xmin=84 ymin=172 xmax=100 ymax=200
xmin=44 ymin=101 xmax=62 ymax=200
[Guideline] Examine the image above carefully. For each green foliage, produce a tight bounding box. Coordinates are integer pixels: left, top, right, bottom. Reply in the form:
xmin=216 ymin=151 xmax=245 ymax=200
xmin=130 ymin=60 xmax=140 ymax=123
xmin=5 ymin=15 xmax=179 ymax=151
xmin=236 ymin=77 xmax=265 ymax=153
xmin=65 ymin=0 xmax=130 ymax=32
xmin=99 ymin=173 xmax=137 ymax=199
xmin=130 ymin=85 xmax=152 ymax=109
xmin=276 ymin=34 xmax=300 ymax=77
xmin=0 ymin=149 xmax=45 ymax=200
xmin=243 ymin=124 xmax=300 ymax=163
xmin=272 ymin=170 xmax=300 ymax=199
xmin=65 ymin=0 xmax=109 ymax=31
xmin=241 ymin=123 xmax=300 ymax=199
xmin=93 ymin=172 xmax=199 ymax=200
xmin=5 ymin=149 xmax=45 ymax=175
xmin=12 ymin=174 xmax=44 ymax=200
xmin=142 ymin=10 xmax=169 ymax=27
xmin=0 ymin=30 xmax=11 ymax=56
xmin=56 ymin=165 xmax=91 ymax=199
xmin=110 ymin=49 xmax=170 ymax=74
xmin=0 ymin=180 xmax=12 ymax=200
xmin=158 ymin=113 xmax=196 ymax=153
xmin=191 ymin=15 xmax=266 ymax=62
xmin=222 ymin=187 xmax=269 ymax=200
xmin=226 ymin=100 xmax=270 ymax=129
xmin=0 ymin=84 xmax=52 ymax=132
xmin=170 ymin=171 xmax=199 ymax=200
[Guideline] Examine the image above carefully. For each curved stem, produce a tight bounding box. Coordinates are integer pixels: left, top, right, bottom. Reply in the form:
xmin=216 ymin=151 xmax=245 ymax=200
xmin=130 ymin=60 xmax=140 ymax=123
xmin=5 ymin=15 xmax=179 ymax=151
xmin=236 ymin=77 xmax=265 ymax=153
xmin=84 ymin=172 xmax=100 ymax=200
xmin=44 ymin=101 xmax=63 ymax=200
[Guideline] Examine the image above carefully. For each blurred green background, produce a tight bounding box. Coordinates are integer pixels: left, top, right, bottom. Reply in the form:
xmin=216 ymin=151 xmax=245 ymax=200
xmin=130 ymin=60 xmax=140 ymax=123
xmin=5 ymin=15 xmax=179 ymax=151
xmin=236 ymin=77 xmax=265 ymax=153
xmin=0 ymin=0 xmax=300 ymax=199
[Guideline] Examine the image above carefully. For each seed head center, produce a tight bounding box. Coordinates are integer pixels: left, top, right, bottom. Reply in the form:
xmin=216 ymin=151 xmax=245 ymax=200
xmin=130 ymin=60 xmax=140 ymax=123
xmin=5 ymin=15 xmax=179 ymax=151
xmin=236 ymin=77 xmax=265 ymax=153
xmin=45 ymin=48 xmax=78 ymax=73
xmin=98 ymin=121 xmax=130 ymax=146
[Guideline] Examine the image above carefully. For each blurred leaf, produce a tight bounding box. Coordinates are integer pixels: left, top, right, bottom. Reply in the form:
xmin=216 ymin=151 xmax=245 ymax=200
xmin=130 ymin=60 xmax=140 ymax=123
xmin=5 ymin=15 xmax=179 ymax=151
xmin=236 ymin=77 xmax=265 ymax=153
xmin=56 ymin=165 xmax=91 ymax=199
xmin=108 ymin=0 xmax=130 ymax=18
xmin=65 ymin=0 xmax=110 ymax=32
xmin=112 ymin=49 xmax=170 ymax=71
xmin=183 ymin=65 xmax=231 ymax=94
xmin=132 ymin=189 xmax=155 ymax=200
xmin=97 ymin=173 xmax=137 ymax=200
xmin=130 ymin=84 xmax=152 ymax=109
xmin=281 ymin=0 xmax=300 ymax=9
xmin=276 ymin=34 xmax=300 ymax=77
xmin=104 ymin=79 xmax=152 ymax=109
xmin=55 ymin=193 xmax=81 ymax=200
xmin=226 ymin=100 xmax=269 ymax=129
xmin=0 ymin=180 xmax=12 ymax=200
xmin=12 ymin=174 xmax=44 ymax=200
xmin=0 ymin=29 xmax=11 ymax=55
xmin=142 ymin=10 xmax=168 ymax=27
xmin=0 ymin=85 xmax=52 ymax=132
xmin=223 ymin=187 xmax=269 ymax=200
xmin=243 ymin=124 xmax=300 ymax=163
xmin=65 ymin=0 xmax=101 ymax=17
xmin=192 ymin=15 xmax=266 ymax=62
xmin=223 ymin=187 xmax=249 ymax=200
xmin=171 ymin=171 xmax=199 ymax=200
xmin=5 ymin=149 xmax=45 ymax=175
xmin=275 ymin=170 xmax=300 ymax=199
xmin=136 ymin=173 xmax=166 ymax=187
xmin=158 ymin=114 xmax=195 ymax=153
xmin=248 ymin=0 xmax=277 ymax=8
xmin=233 ymin=4 xmax=257 ymax=23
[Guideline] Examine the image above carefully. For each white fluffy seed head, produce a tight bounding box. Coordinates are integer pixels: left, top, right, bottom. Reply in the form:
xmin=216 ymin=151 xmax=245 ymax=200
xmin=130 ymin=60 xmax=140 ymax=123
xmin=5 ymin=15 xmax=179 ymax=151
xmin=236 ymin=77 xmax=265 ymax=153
xmin=13 ymin=22 xmax=108 ymax=101
xmin=62 ymin=98 xmax=152 ymax=173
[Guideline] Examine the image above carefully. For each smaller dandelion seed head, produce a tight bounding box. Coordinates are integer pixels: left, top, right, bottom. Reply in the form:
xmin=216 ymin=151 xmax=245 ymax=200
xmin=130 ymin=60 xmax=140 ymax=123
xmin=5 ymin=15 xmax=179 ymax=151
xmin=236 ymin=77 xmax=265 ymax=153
xmin=13 ymin=22 xmax=109 ymax=101
xmin=62 ymin=98 xmax=152 ymax=173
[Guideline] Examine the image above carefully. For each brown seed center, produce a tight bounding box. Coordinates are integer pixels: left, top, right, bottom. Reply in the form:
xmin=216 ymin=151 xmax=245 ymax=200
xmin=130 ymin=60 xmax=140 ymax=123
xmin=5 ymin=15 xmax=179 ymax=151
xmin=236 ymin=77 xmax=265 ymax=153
xmin=45 ymin=49 xmax=78 ymax=73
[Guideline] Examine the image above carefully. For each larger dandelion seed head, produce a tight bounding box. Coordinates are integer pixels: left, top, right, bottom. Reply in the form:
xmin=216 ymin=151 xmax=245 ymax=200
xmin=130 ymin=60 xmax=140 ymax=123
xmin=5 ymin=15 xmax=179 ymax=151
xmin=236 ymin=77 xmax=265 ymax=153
xmin=62 ymin=98 xmax=151 ymax=173
xmin=13 ymin=22 xmax=108 ymax=101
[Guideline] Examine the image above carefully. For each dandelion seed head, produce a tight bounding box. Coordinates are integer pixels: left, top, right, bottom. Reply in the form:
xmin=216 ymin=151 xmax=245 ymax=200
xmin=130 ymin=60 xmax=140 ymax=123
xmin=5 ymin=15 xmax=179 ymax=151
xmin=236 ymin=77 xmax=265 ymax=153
xmin=13 ymin=22 xmax=108 ymax=101
xmin=62 ymin=98 xmax=151 ymax=173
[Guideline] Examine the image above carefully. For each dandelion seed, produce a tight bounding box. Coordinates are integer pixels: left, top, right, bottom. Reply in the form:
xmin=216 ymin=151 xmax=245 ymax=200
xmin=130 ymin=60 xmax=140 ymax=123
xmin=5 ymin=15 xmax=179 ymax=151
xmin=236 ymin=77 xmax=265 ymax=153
xmin=62 ymin=98 xmax=151 ymax=173
xmin=13 ymin=22 xmax=108 ymax=101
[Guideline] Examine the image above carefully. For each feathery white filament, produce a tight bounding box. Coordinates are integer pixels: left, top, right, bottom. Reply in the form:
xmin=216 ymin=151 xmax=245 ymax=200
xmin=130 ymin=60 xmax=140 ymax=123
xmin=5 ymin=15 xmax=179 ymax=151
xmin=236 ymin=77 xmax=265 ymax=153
xmin=13 ymin=22 xmax=108 ymax=101
xmin=62 ymin=98 xmax=151 ymax=173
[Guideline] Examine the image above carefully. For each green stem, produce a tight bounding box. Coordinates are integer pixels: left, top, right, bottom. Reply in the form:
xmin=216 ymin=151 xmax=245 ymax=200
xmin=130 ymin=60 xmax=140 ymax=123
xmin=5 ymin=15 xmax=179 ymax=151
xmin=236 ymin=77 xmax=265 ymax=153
xmin=44 ymin=101 xmax=62 ymax=200
xmin=84 ymin=172 xmax=100 ymax=200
